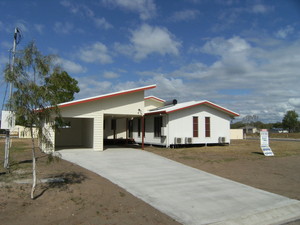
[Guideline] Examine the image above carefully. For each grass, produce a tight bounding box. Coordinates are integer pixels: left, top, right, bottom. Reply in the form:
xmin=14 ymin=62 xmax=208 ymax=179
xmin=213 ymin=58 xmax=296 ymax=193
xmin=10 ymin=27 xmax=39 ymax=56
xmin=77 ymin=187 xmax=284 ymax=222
xmin=247 ymin=132 xmax=300 ymax=139
xmin=145 ymin=139 xmax=300 ymax=162
xmin=0 ymin=139 xmax=38 ymax=183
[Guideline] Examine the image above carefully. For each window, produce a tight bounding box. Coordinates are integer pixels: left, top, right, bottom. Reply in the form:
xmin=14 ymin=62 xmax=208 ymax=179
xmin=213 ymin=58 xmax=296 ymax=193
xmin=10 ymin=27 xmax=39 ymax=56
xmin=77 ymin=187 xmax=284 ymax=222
xmin=138 ymin=118 xmax=141 ymax=137
xmin=154 ymin=116 xmax=163 ymax=137
xmin=128 ymin=119 xmax=133 ymax=138
xmin=205 ymin=117 xmax=210 ymax=137
xmin=56 ymin=120 xmax=71 ymax=129
xmin=193 ymin=117 xmax=198 ymax=137
xmin=111 ymin=119 xmax=116 ymax=130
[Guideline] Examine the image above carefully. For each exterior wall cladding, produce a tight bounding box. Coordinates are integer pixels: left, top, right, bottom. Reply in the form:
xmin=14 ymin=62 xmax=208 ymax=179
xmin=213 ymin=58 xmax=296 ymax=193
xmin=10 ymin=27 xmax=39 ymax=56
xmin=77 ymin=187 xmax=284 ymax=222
xmin=132 ymin=104 xmax=231 ymax=147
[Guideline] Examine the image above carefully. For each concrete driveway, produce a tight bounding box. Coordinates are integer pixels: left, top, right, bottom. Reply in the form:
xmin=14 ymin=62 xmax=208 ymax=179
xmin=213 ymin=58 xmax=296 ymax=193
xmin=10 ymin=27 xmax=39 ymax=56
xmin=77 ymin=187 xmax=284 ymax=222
xmin=59 ymin=148 xmax=300 ymax=225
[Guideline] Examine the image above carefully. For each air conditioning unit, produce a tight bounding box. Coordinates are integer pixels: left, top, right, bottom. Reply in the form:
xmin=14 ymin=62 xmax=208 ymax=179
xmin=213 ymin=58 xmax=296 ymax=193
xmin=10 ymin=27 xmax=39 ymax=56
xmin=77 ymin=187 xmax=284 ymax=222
xmin=185 ymin=137 xmax=193 ymax=144
xmin=161 ymin=127 xmax=167 ymax=136
xmin=174 ymin=137 xmax=182 ymax=144
xmin=219 ymin=137 xmax=226 ymax=143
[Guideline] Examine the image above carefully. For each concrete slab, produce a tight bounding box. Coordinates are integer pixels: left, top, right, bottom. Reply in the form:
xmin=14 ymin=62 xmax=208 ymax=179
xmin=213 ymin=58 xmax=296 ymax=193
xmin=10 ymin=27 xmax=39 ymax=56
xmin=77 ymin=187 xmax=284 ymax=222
xmin=59 ymin=148 xmax=300 ymax=225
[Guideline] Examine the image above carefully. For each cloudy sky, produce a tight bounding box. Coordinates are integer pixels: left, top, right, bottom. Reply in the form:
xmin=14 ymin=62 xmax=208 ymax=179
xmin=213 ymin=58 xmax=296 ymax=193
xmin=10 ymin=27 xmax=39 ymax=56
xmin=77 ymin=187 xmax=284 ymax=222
xmin=0 ymin=0 xmax=300 ymax=122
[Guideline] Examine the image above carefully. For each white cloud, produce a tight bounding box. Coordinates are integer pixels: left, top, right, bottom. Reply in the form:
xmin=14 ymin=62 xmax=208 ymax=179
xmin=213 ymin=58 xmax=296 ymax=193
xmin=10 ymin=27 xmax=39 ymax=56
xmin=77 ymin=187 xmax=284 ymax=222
xmin=94 ymin=17 xmax=113 ymax=29
xmin=60 ymin=1 xmax=113 ymax=29
xmin=75 ymin=77 xmax=112 ymax=99
xmin=288 ymin=98 xmax=300 ymax=107
xmin=53 ymin=22 xmax=74 ymax=34
xmin=115 ymin=36 xmax=298 ymax=122
xmin=55 ymin=58 xmax=87 ymax=74
xmin=169 ymin=9 xmax=200 ymax=22
xmin=116 ymin=24 xmax=181 ymax=60
xmin=34 ymin=24 xmax=44 ymax=34
xmin=103 ymin=71 xmax=120 ymax=79
xmin=275 ymin=25 xmax=294 ymax=39
xmin=77 ymin=42 xmax=113 ymax=64
xmin=102 ymin=0 xmax=156 ymax=20
xmin=202 ymin=36 xmax=250 ymax=55
xmin=251 ymin=4 xmax=271 ymax=14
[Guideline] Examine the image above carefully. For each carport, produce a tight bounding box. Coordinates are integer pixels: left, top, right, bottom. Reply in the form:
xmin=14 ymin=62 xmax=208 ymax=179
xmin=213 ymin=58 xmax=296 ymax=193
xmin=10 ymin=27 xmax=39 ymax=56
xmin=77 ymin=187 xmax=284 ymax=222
xmin=55 ymin=117 xmax=94 ymax=149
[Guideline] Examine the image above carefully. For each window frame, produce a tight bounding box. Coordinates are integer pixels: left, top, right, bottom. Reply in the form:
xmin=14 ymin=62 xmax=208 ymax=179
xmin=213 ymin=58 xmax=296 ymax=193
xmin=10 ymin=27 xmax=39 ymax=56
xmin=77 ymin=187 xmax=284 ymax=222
xmin=205 ymin=117 xmax=211 ymax=137
xmin=154 ymin=116 xmax=163 ymax=137
xmin=193 ymin=116 xmax=198 ymax=137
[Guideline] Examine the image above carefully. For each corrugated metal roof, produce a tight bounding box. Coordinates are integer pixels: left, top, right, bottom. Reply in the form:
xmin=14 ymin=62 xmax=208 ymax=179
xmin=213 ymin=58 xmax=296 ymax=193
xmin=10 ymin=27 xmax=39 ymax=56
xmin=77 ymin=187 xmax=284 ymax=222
xmin=144 ymin=96 xmax=165 ymax=102
xmin=146 ymin=100 xmax=239 ymax=117
xmin=58 ymin=84 xmax=156 ymax=108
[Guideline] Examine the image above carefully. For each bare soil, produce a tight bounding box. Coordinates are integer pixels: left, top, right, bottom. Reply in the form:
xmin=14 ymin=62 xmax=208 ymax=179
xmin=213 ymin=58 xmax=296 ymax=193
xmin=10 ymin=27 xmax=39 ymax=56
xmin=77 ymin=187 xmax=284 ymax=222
xmin=0 ymin=139 xmax=180 ymax=225
xmin=0 ymin=138 xmax=300 ymax=225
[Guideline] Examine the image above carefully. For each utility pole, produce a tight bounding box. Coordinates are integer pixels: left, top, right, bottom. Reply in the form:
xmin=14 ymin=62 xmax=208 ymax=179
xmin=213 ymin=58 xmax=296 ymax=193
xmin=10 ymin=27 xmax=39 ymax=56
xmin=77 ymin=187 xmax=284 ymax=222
xmin=3 ymin=28 xmax=20 ymax=170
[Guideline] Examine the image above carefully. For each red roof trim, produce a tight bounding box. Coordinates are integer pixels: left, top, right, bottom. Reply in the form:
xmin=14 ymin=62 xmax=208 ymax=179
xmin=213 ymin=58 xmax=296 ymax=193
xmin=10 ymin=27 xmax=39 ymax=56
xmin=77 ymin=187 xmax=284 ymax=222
xmin=168 ymin=101 xmax=239 ymax=116
xmin=145 ymin=101 xmax=239 ymax=117
xmin=59 ymin=84 xmax=156 ymax=108
xmin=144 ymin=96 xmax=165 ymax=102
xmin=145 ymin=110 xmax=167 ymax=116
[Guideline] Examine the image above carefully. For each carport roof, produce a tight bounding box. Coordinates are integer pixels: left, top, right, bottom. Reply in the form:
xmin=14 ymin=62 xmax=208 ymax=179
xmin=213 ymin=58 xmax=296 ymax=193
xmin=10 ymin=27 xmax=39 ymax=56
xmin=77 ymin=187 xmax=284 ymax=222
xmin=58 ymin=84 xmax=156 ymax=108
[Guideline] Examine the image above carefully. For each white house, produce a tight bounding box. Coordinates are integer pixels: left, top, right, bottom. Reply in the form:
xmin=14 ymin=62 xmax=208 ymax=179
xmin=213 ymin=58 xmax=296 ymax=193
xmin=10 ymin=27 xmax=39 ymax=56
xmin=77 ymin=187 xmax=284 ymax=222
xmin=132 ymin=96 xmax=239 ymax=147
xmin=40 ymin=85 xmax=239 ymax=152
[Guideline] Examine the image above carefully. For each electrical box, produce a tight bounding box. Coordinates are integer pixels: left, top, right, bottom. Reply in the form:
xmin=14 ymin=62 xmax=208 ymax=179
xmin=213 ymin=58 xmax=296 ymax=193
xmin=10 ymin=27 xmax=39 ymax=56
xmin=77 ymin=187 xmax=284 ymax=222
xmin=1 ymin=111 xmax=15 ymax=130
xmin=185 ymin=137 xmax=193 ymax=144
xmin=174 ymin=137 xmax=182 ymax=144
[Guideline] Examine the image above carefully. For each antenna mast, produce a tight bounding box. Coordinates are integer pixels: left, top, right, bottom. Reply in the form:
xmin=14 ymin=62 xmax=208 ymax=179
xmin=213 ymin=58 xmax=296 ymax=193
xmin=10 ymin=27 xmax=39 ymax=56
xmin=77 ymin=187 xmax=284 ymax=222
xmin=3 ymin=27 xmax=21 ymax=169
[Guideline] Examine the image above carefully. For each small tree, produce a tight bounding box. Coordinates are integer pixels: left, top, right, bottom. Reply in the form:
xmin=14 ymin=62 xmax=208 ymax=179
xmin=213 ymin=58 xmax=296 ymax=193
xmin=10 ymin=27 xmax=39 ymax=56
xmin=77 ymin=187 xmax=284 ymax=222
xmin=242 ymin=115 xmax=259 ymax=127
xmin=5 ymin=42 xmax=80 ymax=199
xmin=282 ymin=110 xmax=299 ymax=133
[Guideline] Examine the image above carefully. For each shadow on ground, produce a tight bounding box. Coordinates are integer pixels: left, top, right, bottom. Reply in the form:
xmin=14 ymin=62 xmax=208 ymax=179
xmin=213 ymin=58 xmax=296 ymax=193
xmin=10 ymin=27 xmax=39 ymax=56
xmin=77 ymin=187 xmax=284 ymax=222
xmin=252 ymin=152 xmax=264 ymax=155
xmin=35 ymin=172 xmax=87 ymax=199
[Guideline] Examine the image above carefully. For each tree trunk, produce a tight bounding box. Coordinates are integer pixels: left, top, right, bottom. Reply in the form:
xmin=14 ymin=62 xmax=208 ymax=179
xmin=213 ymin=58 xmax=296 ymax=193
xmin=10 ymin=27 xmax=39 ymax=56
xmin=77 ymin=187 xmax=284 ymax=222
xmin=30 ymin=127 xmax=37 ymax=199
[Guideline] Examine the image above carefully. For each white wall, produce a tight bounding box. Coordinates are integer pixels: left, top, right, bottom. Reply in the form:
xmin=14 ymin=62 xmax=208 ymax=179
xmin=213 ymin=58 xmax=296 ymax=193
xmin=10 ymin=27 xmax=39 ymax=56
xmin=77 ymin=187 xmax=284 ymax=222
xmin=230 ymin=129 xmax=244 ymax=140
xmin=168 ymin=105 xmax=231 ymax=145
xmin=104 ymin=117 xmax=127 ymax=139
xmin=133 ymin=104 xmax=232 ymax=146
xmin=133 ymin=115 xmax=167 ymax=146
xmin=82 ymin=118 xmax=94 ymax=147
xmin=58 ymin=100 xmax=103 ymax=151
xmin=144 ymin=98 xmax=164 ymax=111
xmin=102 ymin=92 xmax=144 ymax=116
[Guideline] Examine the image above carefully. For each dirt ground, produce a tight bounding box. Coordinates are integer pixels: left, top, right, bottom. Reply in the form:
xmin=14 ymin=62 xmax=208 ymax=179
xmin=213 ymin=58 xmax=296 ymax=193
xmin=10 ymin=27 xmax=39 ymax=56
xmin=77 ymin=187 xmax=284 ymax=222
xmin=0 ymin=138 xmax=300 ymax=225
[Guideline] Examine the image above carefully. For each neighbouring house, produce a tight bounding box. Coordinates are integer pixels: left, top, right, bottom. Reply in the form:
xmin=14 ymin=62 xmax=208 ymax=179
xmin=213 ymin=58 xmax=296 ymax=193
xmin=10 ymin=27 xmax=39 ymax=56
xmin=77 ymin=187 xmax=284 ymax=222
xmin=270 ymin=128 xmax=288 ymax=133
xmin=242 ymin=126 xmax=258 ymax=134
xmin=230 ymin=129 xmax=244 ymax=140
xmin=40 ymin=85 xmax=239 ymax=152
xmin=7 ymin=125 xmax=39 ymax=138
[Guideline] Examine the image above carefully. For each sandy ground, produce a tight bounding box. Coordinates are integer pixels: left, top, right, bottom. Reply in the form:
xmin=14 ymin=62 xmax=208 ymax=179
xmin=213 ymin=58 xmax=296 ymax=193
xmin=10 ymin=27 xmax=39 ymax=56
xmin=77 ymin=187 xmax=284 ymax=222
xmin=0 ymin=138 xmax=299 ymax=225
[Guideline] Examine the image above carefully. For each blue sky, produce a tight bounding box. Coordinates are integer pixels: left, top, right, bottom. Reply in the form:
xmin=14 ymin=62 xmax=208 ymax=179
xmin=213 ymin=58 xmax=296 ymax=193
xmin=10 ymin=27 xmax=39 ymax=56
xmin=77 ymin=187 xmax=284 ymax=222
xmin=0 ymin=0 xmax=300 ymax=123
